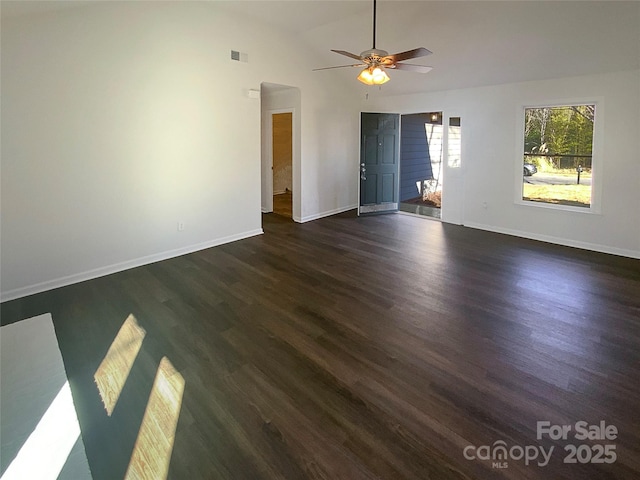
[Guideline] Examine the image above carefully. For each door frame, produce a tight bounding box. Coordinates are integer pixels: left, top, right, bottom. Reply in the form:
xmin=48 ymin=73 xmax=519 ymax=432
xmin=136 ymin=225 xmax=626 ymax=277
xmin=358 ymin=112 xmax=401 ymax=216
xmin=357 ymin=109 xmax=464 ymax=223
xmin=264 ymin=107 xmax=295 ymax=214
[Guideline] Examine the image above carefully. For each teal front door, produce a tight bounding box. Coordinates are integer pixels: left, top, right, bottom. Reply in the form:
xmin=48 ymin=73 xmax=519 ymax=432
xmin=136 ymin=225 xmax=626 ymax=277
xmin=359 ymin=113 xmax=400 ymax=215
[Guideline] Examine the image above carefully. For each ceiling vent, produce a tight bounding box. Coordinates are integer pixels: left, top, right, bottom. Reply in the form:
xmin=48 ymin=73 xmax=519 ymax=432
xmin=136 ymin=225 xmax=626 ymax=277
xmin=231 ymin=50 xmax=248 ymax=63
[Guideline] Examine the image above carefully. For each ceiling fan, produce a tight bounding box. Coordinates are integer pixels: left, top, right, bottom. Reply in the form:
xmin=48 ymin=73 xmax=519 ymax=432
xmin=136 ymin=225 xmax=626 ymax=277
xmin=314 ymin=0 xmax=433 ymax=85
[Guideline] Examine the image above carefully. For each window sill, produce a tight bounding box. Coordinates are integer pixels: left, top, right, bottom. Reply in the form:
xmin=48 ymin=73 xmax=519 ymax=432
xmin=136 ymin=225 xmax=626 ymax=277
xmin=515 ymin=199 xmax=601 ymax=215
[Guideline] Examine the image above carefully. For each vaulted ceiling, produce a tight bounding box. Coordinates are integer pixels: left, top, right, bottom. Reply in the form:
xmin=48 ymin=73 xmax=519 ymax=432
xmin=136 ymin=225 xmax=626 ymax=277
xmin=218 ymin=0 xmax=640 ymax=95
xmin=3 ymin=1 xmax=639 ymax=96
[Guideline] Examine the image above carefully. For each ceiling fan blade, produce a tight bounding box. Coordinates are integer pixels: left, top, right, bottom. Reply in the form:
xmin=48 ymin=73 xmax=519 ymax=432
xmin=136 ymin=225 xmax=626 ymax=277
xmin=331 ymin=49 xmax=363 ymax=61
xmin=313 ymin=64 xmax=366 ymax=71
xmin=383 ymin=47 xmax=432 ymax=64
xmin=391 ymin=63 xmax=433 ymax=73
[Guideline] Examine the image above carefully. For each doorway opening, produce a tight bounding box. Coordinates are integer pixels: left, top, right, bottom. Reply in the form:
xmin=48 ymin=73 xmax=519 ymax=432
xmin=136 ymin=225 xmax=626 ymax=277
xmin=260 ymin=83 xmax=300 ymax=221
xmin=358 ymin=112 xmax=401 ymax=215
xmin=399 ymin=112 xmax=443 ymax=219
xmin=271 ymin=111 xmax=293 ymax=217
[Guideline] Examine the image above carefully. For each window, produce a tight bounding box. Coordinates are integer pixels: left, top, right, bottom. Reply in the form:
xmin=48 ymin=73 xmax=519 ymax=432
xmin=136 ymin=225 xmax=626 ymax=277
xmin=521 ymin=104 xmax=596 ymax=209
xmin=448 ymin=117 xmax=461 ymax=169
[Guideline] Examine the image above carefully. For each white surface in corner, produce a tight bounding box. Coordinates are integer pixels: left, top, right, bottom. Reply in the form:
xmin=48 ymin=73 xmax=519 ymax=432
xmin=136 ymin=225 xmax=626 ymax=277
xmin=0 ymin=314 xmax=92 ymax=479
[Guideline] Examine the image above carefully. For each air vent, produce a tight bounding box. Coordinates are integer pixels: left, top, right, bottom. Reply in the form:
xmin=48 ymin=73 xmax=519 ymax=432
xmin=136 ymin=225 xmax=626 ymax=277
xmin=231 ymin=50 xmax=248 ymax=63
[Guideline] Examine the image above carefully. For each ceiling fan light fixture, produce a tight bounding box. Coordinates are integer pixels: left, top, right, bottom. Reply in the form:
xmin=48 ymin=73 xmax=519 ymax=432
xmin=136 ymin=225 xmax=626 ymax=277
xmin=314 ymin=0 xmax=432 ymax=83
xmin=357 ymin=66 xmax=390 ymax=85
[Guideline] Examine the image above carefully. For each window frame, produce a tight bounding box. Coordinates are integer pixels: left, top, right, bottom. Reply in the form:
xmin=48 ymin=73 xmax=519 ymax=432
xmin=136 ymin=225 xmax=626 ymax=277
xmin=514 ymin=97 xmax=604 ymax=214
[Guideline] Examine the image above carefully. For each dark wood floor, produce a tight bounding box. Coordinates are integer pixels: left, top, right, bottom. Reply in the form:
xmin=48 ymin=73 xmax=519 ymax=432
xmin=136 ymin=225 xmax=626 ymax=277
xmin=273 ymin=192 xmax=292 ymax=218
xmin=2 ymin=211 xmax=640 ymax=479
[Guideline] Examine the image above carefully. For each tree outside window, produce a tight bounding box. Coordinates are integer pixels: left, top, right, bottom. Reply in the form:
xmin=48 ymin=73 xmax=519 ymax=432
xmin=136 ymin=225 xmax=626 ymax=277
xmin=522 ymin=104 xmax=595 ymax=208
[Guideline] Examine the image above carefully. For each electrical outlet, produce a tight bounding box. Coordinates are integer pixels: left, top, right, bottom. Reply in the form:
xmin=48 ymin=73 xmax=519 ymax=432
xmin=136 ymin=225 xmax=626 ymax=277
xmin=177 ymin=222 xmax=185 ymax=231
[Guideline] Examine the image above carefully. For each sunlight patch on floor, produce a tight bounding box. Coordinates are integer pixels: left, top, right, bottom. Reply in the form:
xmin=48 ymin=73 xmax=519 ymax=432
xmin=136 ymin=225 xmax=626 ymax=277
xmin=125 ymin=357 xmax=185 ymax=480
xmin=94 ymin=314 xmax=146 ymax=416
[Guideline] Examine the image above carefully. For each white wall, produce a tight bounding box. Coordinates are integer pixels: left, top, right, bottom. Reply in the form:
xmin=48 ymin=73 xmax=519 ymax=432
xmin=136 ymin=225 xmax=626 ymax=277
xmin=367 ymin=70 xmax=640 ymax=257
xmin=1 ymin=1 xmax=361 ymax=300
xmin=298 ymin=91 xmax=360 ymax=223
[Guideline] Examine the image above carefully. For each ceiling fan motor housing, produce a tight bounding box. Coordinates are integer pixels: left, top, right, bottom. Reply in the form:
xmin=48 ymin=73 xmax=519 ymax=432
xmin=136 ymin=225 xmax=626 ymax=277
xmin=313 ymin=0 xmax=433 ymax=79
xmin=360 ymin=48 xmax=389 ymax=65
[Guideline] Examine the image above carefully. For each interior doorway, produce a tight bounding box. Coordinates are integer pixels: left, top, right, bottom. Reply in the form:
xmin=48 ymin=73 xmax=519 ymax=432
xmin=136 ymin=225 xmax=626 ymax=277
xmin=399 ymin=112 xmax=443 ymax=219
xmin=260 ymin=83 xmax=300 ymax=221
xmin=271 ymin=112 xmax=292 ymax=218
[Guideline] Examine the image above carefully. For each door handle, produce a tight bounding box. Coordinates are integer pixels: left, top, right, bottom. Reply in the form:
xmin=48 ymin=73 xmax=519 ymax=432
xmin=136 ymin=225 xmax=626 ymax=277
xmin=360 ymin=163 xmax=367 ymax=180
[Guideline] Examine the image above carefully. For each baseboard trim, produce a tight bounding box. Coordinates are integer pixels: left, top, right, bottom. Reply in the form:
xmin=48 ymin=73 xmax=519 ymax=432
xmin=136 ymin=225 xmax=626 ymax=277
xmin=464 ymin=221 xmax=640 ymax=259
xmin=300 ymin=204 xmax=358 ymax=223
xmin=1 ymin=228 xmax=264 ymax=303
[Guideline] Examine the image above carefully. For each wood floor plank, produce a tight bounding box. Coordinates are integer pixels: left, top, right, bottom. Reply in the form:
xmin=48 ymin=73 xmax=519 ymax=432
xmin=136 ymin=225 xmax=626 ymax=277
xmin=2 ymin=211 xmax=639 ymax=479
